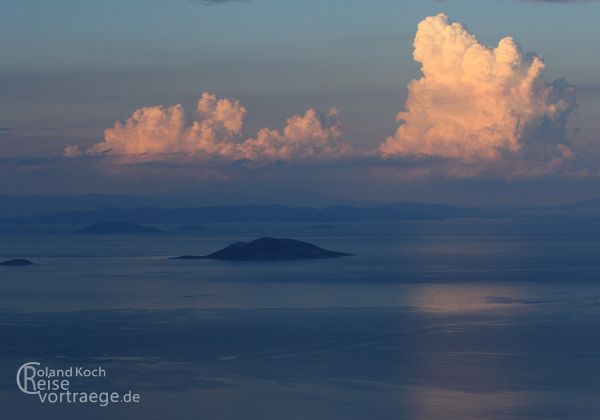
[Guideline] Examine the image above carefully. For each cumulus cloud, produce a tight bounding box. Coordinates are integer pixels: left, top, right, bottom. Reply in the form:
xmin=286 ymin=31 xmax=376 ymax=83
xmin=380 ymin=13 xmax=576 ymax=166
xmin=66 ymin=14 xmax=583 ymax=181
xmin=240 ymin=108 xmax=350 ymax=160
xmin=77 ymin=92 xmax=349 ymax=163
xmin=63 ymin=145 xmax=81 ymax=157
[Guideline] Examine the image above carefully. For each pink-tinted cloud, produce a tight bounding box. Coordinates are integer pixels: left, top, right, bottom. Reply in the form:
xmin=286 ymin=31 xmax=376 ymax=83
xmin=380 ymin=13 xmax=576 ymax=165
xmin=85 ymin=93 xmax=246 ymax=158
xmin=63 ymin=145 xmax=82 ymax=157
xmin=76 ymin=92 xmax=349 ymax=163
xmin=240 ymin=108 xmax=350 ymax=160
xmin=64 ymin=14 xmax=585 ymax=182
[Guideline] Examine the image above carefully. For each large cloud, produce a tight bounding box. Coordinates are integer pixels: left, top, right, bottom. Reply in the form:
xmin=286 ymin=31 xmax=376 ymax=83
xmin=380 ymin=13 xmax=576 ymax=165
xmin=77 ymin=92 xmax=349 ymax=162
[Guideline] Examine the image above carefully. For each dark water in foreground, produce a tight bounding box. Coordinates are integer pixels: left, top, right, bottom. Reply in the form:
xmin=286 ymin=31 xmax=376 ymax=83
xmin=1 ymin=219 xmax=600 ymax=419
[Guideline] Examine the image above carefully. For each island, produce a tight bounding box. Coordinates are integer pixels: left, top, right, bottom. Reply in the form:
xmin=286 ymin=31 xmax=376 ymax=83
xmin=73 ymin=221 xmax=162 ymax=234
xmin=171 ymin=237 xmax=353 ymax=261
xmin=176 ymin=224 xmax=207 ymax=231
xmin=1 ymin=259 xmax=34 ymax=266
xmin=307 ymin=224 xmax=337 ymax=229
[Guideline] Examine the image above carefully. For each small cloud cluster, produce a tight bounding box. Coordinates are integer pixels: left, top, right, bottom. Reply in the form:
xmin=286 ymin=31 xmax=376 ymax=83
xmin=63 ymin=145 xmax=82 ymax=157
xmin=240 ymin=108 xmax=350 ymax=160
xmin=380 ymin=13 xmax=576 ymax=166
xmin=72 ymin=93 xmax=349 ymax=163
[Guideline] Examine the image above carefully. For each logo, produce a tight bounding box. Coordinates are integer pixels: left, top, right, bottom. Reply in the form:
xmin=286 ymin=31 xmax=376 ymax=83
xmin=17 ymin=361 xmax=141 ymax=406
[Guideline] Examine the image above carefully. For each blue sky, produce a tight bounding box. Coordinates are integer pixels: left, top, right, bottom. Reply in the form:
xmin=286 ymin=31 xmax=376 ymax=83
xmin=1 ymin=0 xmax=599 ymax=203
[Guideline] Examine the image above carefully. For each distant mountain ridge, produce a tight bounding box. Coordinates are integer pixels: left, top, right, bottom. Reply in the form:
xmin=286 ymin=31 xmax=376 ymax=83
xmin=5 ymin=198 xmax=600 ymax=226
xmin=73 ymin=221 xmax=162 ymax=234
xmin=1 ymin=203 xmax=467 ymax=225
xmin=0 ymin=188 xmax=349 ymax=218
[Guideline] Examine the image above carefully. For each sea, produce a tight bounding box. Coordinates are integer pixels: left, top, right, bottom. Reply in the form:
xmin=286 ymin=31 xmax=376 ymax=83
xmin=1 ymin=218 xmax=600 ymax=419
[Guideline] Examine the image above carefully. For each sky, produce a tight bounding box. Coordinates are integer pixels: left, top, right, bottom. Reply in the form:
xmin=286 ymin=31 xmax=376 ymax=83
xmin=1 ymin=0 xmax=600 ymax=205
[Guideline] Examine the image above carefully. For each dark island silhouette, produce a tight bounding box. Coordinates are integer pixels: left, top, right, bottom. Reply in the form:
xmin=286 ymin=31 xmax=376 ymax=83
xmin=171 ymin=237 xmax=352 ymax=261
xmin=177 ymin=224 xmax=207 ymax=231
xmin=1 ymin=258 xmax=33 ymax=266
xmin=74 ymin=221 xmax=162 ymax=234
xmin=307 ymin=224 xmax=337 ymax=229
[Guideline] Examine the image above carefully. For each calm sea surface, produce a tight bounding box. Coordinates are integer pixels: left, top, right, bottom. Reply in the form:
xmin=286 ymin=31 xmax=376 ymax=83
xmin=1 ymin=219 xmax=600 ymax=419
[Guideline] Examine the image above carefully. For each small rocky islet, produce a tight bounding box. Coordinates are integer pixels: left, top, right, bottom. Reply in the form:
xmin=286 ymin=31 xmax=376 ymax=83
xmin=176 ymin=224 xmax=207 ymax=231
xmin=1 ymin=259 xmax=34 ymax=266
